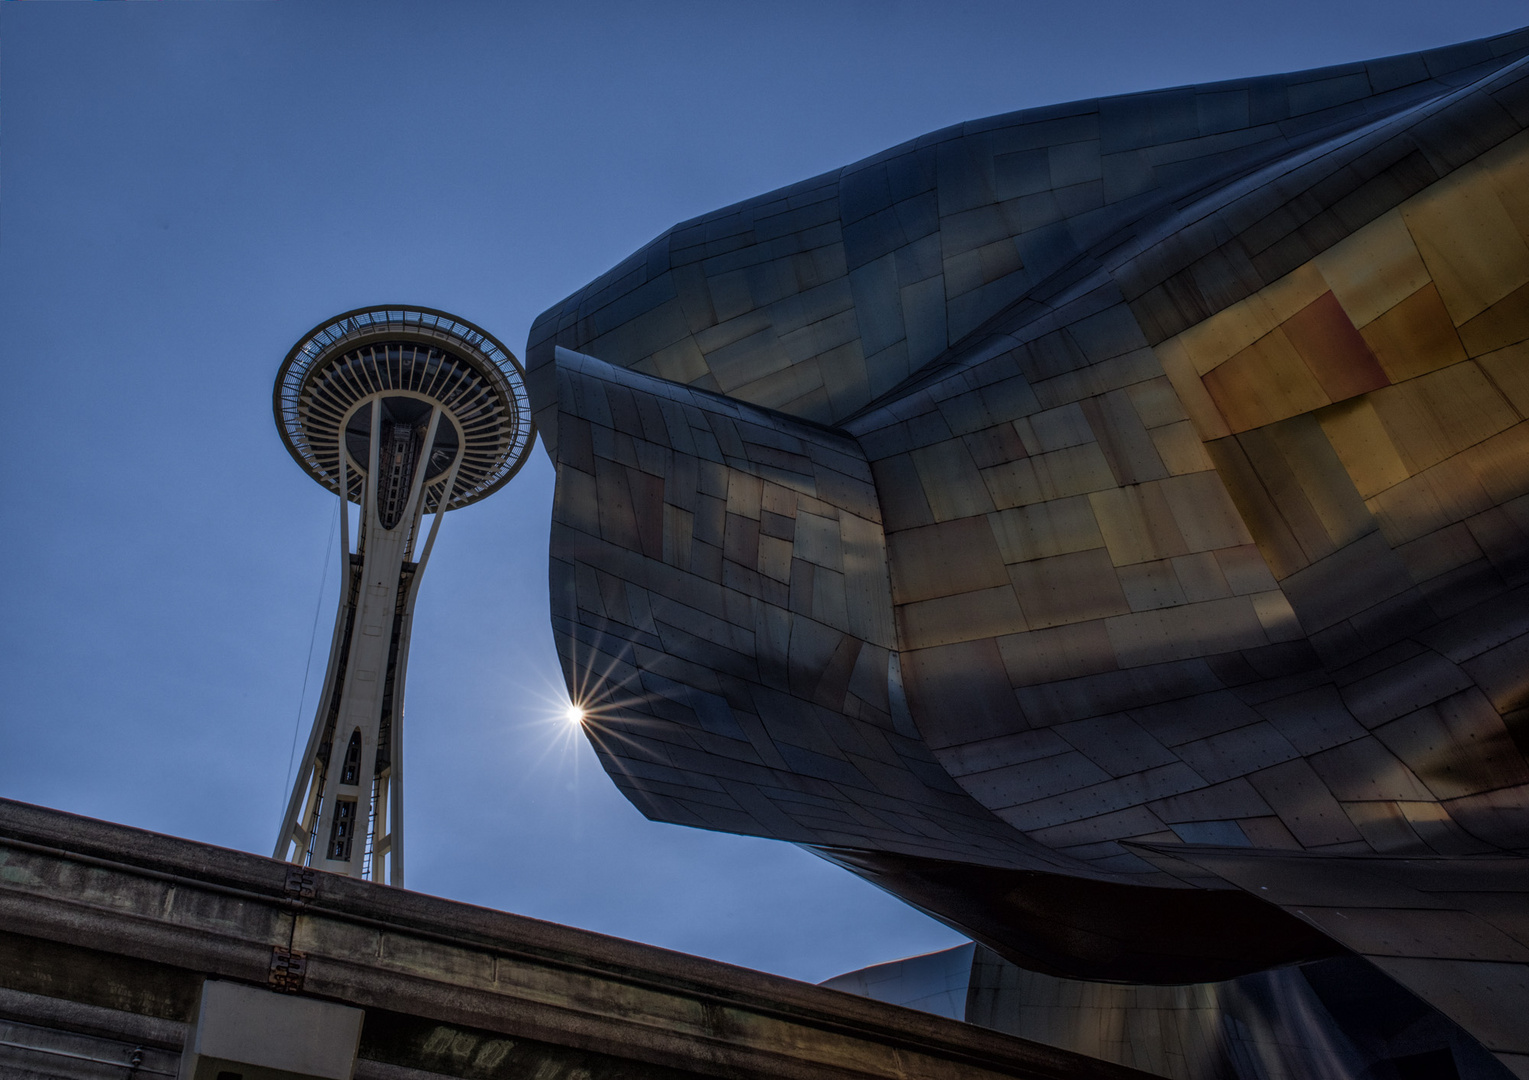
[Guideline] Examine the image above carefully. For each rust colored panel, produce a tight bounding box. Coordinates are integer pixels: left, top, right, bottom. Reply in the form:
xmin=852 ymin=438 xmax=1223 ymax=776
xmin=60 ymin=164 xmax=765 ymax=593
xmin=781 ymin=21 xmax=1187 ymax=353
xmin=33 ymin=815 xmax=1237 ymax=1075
xmin=1282 ymin=291 xmax=1390 ymax=402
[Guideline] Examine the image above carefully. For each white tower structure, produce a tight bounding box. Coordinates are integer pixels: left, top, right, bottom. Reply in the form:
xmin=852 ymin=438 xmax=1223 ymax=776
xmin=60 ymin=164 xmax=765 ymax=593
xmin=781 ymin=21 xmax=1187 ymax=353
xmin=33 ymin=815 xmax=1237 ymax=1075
xmin=273 ymin=307 xmax=533 ymax=885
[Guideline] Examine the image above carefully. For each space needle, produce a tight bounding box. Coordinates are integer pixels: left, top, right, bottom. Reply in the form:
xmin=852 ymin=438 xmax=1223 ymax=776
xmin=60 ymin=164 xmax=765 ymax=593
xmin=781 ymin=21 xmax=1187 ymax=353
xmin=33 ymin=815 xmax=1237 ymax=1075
xmin=272 ymin=307 xmax=533 ymax=885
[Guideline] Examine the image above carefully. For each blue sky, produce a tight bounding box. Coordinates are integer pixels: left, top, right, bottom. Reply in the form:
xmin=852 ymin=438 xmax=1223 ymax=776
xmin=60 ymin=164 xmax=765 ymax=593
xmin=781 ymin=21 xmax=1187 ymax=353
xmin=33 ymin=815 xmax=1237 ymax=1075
xmin=2 ymin=0 xmax=1523 ymax=984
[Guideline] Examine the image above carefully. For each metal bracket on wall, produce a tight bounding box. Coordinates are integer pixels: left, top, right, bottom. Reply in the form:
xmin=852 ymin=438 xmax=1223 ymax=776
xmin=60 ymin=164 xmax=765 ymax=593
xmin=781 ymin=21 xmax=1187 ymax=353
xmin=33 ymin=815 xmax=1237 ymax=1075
xmin=283 ymin=866 xmax=317 ymax=902
xmin=269 ymin=946 xmax=307 ymax=993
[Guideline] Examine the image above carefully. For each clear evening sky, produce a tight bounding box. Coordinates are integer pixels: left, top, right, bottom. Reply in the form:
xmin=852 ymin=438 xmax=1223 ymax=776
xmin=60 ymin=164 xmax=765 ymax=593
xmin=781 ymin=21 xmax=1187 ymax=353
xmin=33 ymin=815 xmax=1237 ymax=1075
xmin=2 ymin=0 xmax=1522 ymax=984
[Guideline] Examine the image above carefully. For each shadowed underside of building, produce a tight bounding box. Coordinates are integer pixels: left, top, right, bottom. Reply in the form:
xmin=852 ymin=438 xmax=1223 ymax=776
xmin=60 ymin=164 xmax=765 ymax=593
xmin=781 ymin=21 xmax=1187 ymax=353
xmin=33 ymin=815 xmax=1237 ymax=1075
xmin=528 ymin=26 xmax=1529 ymax=1079
xmin=821 ymin=941 xmax=1514 ymax=1080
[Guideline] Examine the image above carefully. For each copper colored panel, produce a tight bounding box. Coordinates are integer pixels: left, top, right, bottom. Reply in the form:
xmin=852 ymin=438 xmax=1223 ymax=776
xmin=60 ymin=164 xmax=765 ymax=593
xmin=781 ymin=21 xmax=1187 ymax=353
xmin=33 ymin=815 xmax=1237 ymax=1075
xmin=594 ymin=457 xmax=642 ymax=552
xmin=725 ymin=471 xmax=764 ymax=519
xmin=964 ymin=423 xmax=1030 ymax=469
xmin=1314 ymin=207 xmax=1431 ymax=327
xmin=988 ymin=497 xmax=1104 ymax=564
xmin=899 ymin=586 xmax=1028 ymax=650
xmin=1125 ymin=377 xmax=1188 ymax=428
xmin=1154 ymin=338 xmax=1231 ymax=440
xmin=1088 ymin=483 xmax=1190 ymax=566
xmin=912 ymin=440 xmax=998 ymax=521
xmin=1315 ymin=399 xmax=1412 ymax=499
xmin=1458 ymin=278 xmax=1529 ymax=358
xmin=1204 ymin=438 xmax=1306 ymax=579
xmin=902 ymin=639 xmax=1024 ymax=748
xmin=887 ymin=517 xmax=1010 ymax=604
xmin=1009 ymin=548 xmax=1131 ymax=629
xmin=1246 ymin=759 xmax=1363 ymax=847
xmin=1213 ymin=544 xmax=1279 ymax=595
xmin=1170 ymin=551 xmax=1233 ymax=602
xmin=870 ymin=454 xmax=936 ymax=530
xmin=1160 ymin=470 xmax=1255 ymax=553
xmin=1118 ymin=560 xmax=1188 ymax=612
xmin=1227 ymin=414 xmax=1378 ymax=575
xmin=1079 ymin=391 xmax=1168 ymax=486
xmin=1281 ymin=291 xmax=1390 ymax=401
xmin=1370 ymin=363 xmax=1519 ymax=474
xmin=1477 ymin=340 xmax=1529 ymax=418
xmin=996 ymin=620 xmax=1118 ymax=687
xmin=1360 ymin=282 xmax=1468 ymax=382
xmin=1202 ymin=328 xmax=1330 ymax=434
xmin=1148 ymin=420 xmax=1214 ymax=475
xmin=1402 ymin=157 xmax=1529 ymax=325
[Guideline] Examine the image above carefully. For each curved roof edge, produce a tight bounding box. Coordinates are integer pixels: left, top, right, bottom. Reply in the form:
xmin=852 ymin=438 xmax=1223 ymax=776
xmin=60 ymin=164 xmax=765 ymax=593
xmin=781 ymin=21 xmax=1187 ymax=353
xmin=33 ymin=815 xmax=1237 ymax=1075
xmin=526 ymin=25 xmax=1529 ymax=454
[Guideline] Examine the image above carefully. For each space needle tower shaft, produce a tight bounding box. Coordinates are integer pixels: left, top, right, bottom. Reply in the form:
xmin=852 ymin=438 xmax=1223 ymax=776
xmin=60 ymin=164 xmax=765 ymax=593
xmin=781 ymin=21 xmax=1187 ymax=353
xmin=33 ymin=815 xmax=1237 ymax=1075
xmin=272 ymin=308 xmax=532 ymax=885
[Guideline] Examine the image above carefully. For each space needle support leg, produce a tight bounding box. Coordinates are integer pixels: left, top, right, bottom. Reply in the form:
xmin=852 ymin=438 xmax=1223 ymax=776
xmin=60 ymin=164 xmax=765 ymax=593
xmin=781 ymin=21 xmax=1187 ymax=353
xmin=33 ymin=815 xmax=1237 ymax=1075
xmin=412 ymin=456 xmax=461 ymax=583
xmin=338 ymin=439 xmax=351 ymax=561
xmin=273 ymin=446 xmax=354 ymax=861
xmin=402 ymin=408 xmax=442 ymax=555
xmin=388 ymin=453 xmax=461 ymax=887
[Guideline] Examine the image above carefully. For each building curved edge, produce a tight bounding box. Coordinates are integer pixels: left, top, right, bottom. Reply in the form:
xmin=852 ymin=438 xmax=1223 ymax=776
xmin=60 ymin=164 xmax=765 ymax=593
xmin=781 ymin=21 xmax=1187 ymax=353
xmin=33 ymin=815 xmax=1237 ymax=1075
xmin=527 ymin=26 xmax=1529 ymax=447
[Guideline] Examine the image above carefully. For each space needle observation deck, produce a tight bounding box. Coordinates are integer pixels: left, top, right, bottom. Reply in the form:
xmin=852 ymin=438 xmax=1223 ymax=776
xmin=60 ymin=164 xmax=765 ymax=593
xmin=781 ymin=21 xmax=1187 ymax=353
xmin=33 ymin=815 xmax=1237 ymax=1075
xmin=272 ymin=306 xmax=533 ymax=885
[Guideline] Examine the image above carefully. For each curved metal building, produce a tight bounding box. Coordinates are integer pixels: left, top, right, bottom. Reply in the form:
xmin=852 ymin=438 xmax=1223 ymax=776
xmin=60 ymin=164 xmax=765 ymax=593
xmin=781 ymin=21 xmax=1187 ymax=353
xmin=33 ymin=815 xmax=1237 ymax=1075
xmin=528 ymin=28 xmax=1529 ymax=1077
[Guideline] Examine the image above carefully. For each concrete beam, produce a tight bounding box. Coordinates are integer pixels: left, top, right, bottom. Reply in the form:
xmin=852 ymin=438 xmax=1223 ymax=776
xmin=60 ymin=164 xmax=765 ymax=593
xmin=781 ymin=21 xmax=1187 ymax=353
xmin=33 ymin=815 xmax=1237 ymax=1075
xmin=0 ymin=798 xmax=1152 ymax=1080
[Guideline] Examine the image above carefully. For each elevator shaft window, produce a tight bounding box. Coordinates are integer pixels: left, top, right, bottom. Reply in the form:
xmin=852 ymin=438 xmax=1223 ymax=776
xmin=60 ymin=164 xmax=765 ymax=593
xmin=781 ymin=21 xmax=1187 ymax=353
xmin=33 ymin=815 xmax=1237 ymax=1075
xmin=340 ymin=729 xmax=362 ymax=786
xmin=329 ymin=798 xmax=357 ymax=861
